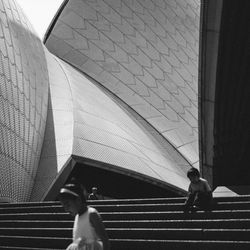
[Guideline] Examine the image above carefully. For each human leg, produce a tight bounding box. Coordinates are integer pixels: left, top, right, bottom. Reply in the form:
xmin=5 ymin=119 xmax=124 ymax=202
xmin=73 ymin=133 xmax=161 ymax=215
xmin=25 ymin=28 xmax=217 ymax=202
xmin=194 ymin=192 xmax=212 ymax=210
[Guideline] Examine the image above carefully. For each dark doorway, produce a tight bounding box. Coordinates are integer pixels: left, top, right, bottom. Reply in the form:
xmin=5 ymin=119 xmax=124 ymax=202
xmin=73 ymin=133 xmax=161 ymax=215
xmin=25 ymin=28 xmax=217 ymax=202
xmin=66 ymin=162 xmax=180 ymax=199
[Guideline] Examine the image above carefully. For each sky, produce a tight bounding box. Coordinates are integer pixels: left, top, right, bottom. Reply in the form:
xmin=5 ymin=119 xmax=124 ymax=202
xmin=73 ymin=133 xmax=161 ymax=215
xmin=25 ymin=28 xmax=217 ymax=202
xmin=16 ymin=0 xmax=64 ymax=39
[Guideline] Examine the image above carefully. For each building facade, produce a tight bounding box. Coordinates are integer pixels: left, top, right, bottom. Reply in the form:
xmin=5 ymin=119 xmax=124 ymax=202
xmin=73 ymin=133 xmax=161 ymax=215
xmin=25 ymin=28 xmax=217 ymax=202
xmin=0 ymin=0 xmax=200 ymax=202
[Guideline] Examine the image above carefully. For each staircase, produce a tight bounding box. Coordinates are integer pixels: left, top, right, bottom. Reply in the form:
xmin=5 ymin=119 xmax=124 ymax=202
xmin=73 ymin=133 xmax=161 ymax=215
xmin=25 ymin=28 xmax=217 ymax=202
xmin=0 ymin=196 xmax=250 ymax=250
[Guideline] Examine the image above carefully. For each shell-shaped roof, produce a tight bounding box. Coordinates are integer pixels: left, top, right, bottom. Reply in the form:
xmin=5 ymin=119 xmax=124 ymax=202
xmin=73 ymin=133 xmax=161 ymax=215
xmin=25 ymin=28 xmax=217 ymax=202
xmin=0 ymin=0 xmax=49 ymax=202
xmin=45 ymin=0 xmax=200 ymax=168
xmin=0 ymin=0 xmax=200 ymax=202
xmin=31 ymin=52 xmax=191 ymax=200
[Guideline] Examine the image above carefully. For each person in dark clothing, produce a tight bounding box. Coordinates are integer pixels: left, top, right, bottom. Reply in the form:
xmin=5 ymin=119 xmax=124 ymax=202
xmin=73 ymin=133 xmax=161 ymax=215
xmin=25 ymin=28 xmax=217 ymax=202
xmin=88 ymin=187 xmax=99 ymax=200
xmin=183 ymin=168 xmax=212 ymax=211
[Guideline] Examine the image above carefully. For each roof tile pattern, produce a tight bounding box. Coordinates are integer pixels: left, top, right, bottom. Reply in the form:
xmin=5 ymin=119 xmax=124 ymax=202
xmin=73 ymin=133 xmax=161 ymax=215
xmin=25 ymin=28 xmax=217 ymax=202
xmin=46 ymin=0 xmax=200 ymax=167
xmin=0 ymin=0 xmax=49 ymax=202
xmin=0 ymin=0 xmax=200 ymax=202
xmin=31 ymin=53 xmax=191 ymax=200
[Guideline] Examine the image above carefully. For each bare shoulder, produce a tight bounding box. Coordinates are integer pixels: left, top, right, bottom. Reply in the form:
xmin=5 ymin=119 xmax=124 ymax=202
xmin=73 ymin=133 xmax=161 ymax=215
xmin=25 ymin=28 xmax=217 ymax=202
xmin=88 ymin=206 xmax=98 ymax=214
xmin=88 ymin=207 xmax=101 ymax=220
xmin=200 ymin=178 xmax=212 ymax=191
xmin=200 ymin=178 xmax=208 ymax=183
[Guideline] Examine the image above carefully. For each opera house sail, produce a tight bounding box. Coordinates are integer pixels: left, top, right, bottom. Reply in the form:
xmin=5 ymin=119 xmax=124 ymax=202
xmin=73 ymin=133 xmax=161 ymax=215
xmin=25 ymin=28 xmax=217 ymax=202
xmin=0 ymin=0 xmax=200 ymax=202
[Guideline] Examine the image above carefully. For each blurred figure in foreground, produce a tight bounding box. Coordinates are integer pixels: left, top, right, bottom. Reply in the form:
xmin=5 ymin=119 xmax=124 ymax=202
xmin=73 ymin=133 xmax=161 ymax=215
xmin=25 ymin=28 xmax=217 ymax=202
xmin=59 ymin=182 xmax=110 ymax=250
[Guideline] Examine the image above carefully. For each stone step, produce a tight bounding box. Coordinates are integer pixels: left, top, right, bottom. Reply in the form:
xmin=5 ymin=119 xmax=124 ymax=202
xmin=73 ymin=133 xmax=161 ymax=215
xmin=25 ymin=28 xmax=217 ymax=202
xmin=110 ymin=239 xmax=250 ymax=250
xmin=1 ymin=235 xmax=250 ymax=250
xmin=0 ymin=228 xmax=71 ymax=238
xmin=0 ymin=213 xmax=72 ymax=221
xmin=108 ymin=228 xmax=250 ymax=241
xmin=1 ymin=227 xmax=249 ymax=241
xmin=0 ymin=195 xmax=249 ymax=208
xmin=0 ymin=235 xmax=71 ymax=249
xmin=100 ymin=210 xmax=250 ymax=220
xmin=0 ymin=247 xmax=63 ymax=250
xmin=88 ymin=195 xmax=250 ymax=204
xmin=1 ymin=218 xmax=250 ymax=229
xmin=0 ymin=220 xmax=74 ymax=228
xmin=0 ymin=209 xmax=249 ymax=221
xmin=0 ymin=206 xmax=65 ymax=214
xmin=1 ymin=227 xmax=250 ymax=241
xmin=103 ymin=218 xmax=250 ymax=229
xmin=0 ymin=202 xmax=60 ymax=208
xmin=94 ymin=201 xmax=250 ymax=212
xmin=0 ymin=201 xmax=250 ymax=214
